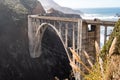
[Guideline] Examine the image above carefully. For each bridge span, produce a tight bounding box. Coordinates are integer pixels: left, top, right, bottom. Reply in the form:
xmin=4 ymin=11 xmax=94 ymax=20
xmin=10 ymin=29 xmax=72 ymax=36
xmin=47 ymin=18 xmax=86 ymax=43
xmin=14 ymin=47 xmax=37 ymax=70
xmin=28 ymin=15 xmax=116 ymax=57
xmin=28 ymin=15 xmax=116 ymax=79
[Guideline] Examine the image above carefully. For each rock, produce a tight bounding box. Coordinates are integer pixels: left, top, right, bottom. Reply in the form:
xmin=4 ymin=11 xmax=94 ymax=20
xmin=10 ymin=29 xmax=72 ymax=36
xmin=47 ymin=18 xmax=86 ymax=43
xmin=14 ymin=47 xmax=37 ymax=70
xmin=46 ymin=8 xmax=81 ymax=18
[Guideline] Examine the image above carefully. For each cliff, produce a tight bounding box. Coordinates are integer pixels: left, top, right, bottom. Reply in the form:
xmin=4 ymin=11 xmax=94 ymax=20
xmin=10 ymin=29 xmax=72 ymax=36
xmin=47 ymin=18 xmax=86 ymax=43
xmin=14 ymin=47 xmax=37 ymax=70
xmin=0 ymin=0 xmax=71 ymax=80
xmin=39 ymin=0 xmax=82 ymax=14
xmin=46 ymin=8 xmax=81 ymax=18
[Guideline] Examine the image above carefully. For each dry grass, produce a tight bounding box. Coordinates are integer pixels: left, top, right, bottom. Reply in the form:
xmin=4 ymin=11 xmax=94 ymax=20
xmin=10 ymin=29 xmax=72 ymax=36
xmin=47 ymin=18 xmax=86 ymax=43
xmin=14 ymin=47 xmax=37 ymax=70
xmin=85 ymin=37 xmax=117 ymax=80
xmin=69 ymin=37 xmax=117 ymax=80
xmin=70 ymin=61 xmax=85 ymax=76
xmin=83 ymin=50 xmax=93 ymax=68
xmin=70 ymin=48 xmax=92 ymax=73
xmin=109 ymin=37 xmax=117 ymax=57
xmin=95 ymin=41 xmax=100 ymax=62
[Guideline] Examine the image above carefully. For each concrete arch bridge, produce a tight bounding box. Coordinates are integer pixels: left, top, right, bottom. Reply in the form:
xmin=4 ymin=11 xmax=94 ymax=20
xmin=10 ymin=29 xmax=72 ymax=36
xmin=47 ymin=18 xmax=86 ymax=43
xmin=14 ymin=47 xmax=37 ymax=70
xmin=28 ymin=15 xmax=116 ymax=80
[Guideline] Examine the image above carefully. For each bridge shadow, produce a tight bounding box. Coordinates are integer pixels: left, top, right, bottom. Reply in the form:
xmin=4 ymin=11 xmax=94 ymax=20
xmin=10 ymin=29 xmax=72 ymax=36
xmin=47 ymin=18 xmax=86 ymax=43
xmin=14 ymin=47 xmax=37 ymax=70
xmin=36 ymin=27 xmax=71 ymax=80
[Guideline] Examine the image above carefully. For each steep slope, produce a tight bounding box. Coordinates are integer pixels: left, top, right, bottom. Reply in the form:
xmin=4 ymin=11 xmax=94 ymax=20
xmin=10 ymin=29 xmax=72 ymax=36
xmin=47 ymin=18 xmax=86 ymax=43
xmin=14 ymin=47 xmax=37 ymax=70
xmin=46 ymin=8 xmax=81 ymax=18
xmin=1 ymin=0 xmax=45 ymax=14
xmin=0 ymin=0 xmax=71 ymax=80
xmin=39 ymin=0 xmax=82 ymax=14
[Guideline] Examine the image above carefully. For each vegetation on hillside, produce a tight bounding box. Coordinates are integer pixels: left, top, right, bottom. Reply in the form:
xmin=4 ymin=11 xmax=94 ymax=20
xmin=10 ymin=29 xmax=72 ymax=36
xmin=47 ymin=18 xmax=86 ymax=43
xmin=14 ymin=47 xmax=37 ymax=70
xmin=85 ymin=19 xmax=120 ymax=80
xmin=102 ymin=19 xmax=120 ymax=57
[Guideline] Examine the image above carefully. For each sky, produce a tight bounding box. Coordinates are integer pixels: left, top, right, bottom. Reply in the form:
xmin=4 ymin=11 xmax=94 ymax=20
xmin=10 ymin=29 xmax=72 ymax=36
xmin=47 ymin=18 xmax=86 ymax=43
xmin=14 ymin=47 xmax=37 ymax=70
xmin=54 ymin=0 xmax=120 ymax=8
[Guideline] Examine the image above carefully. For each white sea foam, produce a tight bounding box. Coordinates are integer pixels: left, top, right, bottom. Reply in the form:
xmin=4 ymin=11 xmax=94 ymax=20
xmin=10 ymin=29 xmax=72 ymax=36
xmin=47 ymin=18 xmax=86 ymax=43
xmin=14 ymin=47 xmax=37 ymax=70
xmin=81 ymin=13 xmax=119 ymax=21
xmin=79 ymin=7 xmax=120 ymax=47
xmin=100 ymin=26 xmax=114 ymax=47
xmin=81 ymin=13 xmax=118 ymax=47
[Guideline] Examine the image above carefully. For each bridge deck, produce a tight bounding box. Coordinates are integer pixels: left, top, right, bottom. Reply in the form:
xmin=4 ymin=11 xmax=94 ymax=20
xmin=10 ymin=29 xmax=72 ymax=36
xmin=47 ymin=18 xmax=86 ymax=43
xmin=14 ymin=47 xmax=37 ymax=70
xmin=29 ymin=15 xmax=116 ymax=26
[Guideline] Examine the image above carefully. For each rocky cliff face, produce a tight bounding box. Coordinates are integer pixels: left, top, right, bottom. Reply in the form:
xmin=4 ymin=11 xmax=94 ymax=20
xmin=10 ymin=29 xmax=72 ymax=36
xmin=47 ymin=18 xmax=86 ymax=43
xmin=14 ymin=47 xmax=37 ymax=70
xmin=1 ymin=0 xmax=45 ymax=14
xmin=0 ymin=0 xmax=71 ymax=80
xmin=39 ymin=0 xmax=82 ymax=14
xmin=46 ymin=8 xmax=81 ymax=18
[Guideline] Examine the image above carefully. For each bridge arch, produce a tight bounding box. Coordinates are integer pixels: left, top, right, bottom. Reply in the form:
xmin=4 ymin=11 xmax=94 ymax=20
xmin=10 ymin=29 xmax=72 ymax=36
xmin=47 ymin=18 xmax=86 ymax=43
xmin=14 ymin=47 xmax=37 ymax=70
xmin=32 ymin=23 xmax=71 ymax=79
xmin=32 ymin=23 xmax=70 ymax=60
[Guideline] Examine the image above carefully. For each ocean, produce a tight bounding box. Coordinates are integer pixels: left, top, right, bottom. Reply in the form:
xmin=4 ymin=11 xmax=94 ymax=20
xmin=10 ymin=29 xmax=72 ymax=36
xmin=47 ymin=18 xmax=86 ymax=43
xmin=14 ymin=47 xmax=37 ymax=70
xmin=77 ymin=7 xmax=120 ymax=47
xmin=78 ymin=7 xmax=120 ymax=21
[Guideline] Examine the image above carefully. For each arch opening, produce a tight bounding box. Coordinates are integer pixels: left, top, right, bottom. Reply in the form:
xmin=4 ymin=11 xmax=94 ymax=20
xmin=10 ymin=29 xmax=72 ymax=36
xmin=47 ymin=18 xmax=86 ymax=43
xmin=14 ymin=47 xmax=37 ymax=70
xmin=34 ymin=23 xmax=72 ymax=79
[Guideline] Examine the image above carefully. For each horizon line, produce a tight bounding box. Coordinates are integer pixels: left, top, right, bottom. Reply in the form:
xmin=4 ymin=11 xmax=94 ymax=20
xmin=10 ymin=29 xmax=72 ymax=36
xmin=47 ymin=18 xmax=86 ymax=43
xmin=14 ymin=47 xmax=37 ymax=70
xmin=73 ymin=7 xmax=120 ymax=9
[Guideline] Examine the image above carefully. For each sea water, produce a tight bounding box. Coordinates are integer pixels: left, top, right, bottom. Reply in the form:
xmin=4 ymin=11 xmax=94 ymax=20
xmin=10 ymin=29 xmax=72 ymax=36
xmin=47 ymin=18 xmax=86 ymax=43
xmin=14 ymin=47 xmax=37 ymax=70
xmin=77 ymin=7 xmax=120 ymax=47
xmin=79 ymin=7 xmax=120 ymax=21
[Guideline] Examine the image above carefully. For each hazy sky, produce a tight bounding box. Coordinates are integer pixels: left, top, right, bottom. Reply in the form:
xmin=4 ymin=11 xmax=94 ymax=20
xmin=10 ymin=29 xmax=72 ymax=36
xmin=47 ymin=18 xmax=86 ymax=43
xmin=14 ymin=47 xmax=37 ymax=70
xmin=54 ymin=0 xmax=120 ymax=8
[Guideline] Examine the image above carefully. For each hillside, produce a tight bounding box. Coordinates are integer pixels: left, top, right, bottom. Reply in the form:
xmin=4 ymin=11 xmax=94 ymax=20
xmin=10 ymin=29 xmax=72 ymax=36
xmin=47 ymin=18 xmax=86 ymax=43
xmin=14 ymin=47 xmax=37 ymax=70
xmin=101 ymin=19 xmax=120 ymax=80
xmin=45 ymin=8 xmax=81 ymax=18
xmin=39 ymin=0 xmax=82 ymax=14
xmin=0 ymin=0 xmax=71 ymax=80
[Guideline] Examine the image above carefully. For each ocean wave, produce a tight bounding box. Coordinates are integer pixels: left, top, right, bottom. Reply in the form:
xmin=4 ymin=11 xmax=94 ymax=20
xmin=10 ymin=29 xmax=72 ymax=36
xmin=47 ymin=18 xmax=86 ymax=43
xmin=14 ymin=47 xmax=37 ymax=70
xmin=79 ymin=10 xmax=119 ymax=47
xmin=81 ymin=13 xmax=119 ymax=21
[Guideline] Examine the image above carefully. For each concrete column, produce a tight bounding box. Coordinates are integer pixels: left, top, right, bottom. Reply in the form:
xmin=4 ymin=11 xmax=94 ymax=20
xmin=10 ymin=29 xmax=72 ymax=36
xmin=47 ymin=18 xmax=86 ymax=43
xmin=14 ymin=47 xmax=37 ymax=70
xmin=72 ymin=24 xmax=75 ymax=50
xmin=65 ymin=24 xmax=68 ymax=47
xmin=104 ymin=26 xmax=107 ymax=44
xmin=95 ymin=24 xmax=100 ymax=47
xmin=28 ymin=16 xmax=35 ymax=58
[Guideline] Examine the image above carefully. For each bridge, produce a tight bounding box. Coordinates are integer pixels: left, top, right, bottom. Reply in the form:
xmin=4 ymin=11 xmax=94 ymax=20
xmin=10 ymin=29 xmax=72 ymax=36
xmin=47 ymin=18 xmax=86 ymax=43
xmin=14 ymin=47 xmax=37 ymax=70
xmin=28 ymin=15 xmax=116 ymax=79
